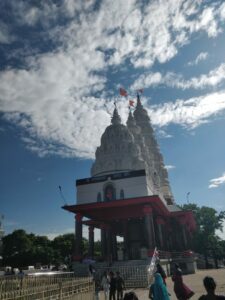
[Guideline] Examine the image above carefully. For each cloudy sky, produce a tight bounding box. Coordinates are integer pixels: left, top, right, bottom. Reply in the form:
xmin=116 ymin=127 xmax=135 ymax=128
xmin=1 ymin=0 xmax=225 ymax=240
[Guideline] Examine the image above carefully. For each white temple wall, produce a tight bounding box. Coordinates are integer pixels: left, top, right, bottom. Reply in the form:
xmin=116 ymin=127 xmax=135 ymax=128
xmin=76 ymin=175 xmax=153 ymax=205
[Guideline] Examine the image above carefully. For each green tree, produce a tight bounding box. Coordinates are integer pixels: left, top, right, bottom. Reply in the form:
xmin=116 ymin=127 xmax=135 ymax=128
xmin=182 ymin=204 xmax=225 ymax=267
xmin=2 ymin=230 xmax=92 ymax=268
xmin=94 ymin=240 xmax=101 ymax=257
xmin=51 ymin=233 xmax=75 ymax=265
xmin=3 ymin=230 xmax=59 ymax=267
xmin=2 ymin=229 xmax=34 ymax=267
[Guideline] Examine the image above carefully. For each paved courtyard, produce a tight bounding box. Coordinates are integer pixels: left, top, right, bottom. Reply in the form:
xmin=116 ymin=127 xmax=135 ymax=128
xmin=99 ymin=269 xmax=225 ymax=300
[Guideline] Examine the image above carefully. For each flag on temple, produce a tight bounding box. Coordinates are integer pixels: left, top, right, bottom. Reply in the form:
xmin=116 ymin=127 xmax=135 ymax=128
xmin=129 ymin=100 xmax=135 ymax=107
xmin=119 ymin=87 xmax=128 ymax=97
xmin=137 ymin=89 xmax=144 ymax=94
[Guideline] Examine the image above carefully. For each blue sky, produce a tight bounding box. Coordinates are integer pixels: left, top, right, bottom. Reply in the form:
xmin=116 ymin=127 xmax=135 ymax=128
xmin=1 ymin=0 xmax=225 ymax=240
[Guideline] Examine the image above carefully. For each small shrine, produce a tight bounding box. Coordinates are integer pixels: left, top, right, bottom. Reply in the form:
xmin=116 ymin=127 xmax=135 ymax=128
xmin=63 ymin=95 xmax=196 ymax=263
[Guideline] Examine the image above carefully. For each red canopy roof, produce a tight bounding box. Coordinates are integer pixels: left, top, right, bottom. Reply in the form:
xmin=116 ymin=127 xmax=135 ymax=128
xmin=62 ymin=195 xmax=169 ymax=222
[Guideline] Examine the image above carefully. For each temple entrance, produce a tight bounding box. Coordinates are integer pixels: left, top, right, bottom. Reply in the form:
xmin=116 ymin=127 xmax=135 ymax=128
xmin=130 ymin=241 xmax=141 ymax=260
xmin=128 ymin=220 xmax=143 ymax=260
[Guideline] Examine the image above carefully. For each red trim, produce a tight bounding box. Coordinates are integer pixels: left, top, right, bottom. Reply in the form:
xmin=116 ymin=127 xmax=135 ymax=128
xmin=143 ymin=205 xmax=153 ymax=215
xmin=63 ymin=196 xmax=196 ymax=232
xmin=156 ymin=217 xmax=165 ymax=225
xmin=62 ymin=195 xmax=169 ymax=221
xmin=75 ymin=213 xmax=83 ymax=222
xmin=82 ymin=220 xmax=102 ymax=227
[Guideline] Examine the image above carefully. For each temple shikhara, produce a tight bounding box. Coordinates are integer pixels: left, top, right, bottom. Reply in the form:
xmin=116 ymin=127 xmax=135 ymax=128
xmin=63 ymin=94 xmax=196 ymax=270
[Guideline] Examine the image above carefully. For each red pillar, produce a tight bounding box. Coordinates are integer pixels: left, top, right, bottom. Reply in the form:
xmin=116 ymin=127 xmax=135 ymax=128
xmin=73 ymin=213 xmax=83 ymax=261
xmin=106 ymin=227 xmax=112 ymax=263
xmin=88 ymin=226 xmax=94 ymax=258
xmin=143 ymin=206 xmax=156 ymax=256
xmin=156 ymin=217 xmax=165 ymax=250
xmin=178 ymin=217 xmax=188 ymax=250
xmin=100 ymin=224 xmax=107 ymax=260
xmin=123 ymin=221 xmax=129 ymax=260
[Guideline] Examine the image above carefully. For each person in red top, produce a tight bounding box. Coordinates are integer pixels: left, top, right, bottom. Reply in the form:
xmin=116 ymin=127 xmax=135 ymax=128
xmin=172 ymin=264 xmax=194 ymax=300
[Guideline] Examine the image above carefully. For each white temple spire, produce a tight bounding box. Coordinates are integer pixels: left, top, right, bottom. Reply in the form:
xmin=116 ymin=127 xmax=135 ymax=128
xmin=111 ymin=106 xmax=121 ymax=125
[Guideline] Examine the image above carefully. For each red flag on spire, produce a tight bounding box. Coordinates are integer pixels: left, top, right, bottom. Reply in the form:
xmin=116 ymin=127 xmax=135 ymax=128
xmin=129 ymin=100 xmax=135 ymax=107
xmin=119 ymin=87 xmax=128 ymax=97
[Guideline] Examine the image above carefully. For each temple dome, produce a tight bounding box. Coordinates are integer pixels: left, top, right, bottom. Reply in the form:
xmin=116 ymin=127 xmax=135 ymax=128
xmin=91 ymin=107 xmax=144 ymax=176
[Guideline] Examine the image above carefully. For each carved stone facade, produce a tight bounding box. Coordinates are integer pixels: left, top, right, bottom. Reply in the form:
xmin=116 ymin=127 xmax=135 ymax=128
xmin=91 ymin=96 xmax=174 ymax=205
xmin=91 ymin=107 xmax=145 ymax=177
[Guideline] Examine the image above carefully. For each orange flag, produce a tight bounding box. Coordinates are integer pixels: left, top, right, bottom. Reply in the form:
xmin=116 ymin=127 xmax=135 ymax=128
xmin=129 ymin=100 xmax=135 ymax=107
xmin=119 ymin=87 xmax=128 ymax=97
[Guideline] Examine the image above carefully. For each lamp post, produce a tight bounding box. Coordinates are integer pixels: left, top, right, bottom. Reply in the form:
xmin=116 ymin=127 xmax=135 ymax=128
xmin=186 ymin=192 xmax=190 ymax=204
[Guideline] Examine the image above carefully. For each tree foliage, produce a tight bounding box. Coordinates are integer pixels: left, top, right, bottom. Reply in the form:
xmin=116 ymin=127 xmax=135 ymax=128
xmin=2 ymin=230 xmax=85 ymax=268
xmin=182 ymin=203 xmax=225 ymax=265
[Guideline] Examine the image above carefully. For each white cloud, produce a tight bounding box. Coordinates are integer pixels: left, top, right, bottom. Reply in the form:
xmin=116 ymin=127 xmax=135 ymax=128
xmin=187 ymin=52 xmax=209 ymax=66
xmin=132 ymin=62 xmax=225 ymax=90
xmin=220 ymin=3 xmax=225 ymax=20
xmin=165 ymin=165 xmax=176 ymax=170
xmin=3 ymin=89 xmax=224 ymax=159
xmin=41 ymin=226 xmax=100 ymax=241
xmin=0 ymin=22 xmax=14 ymax=44
xmin=208 ymin=173 xmax=225 ymax=189
xmin=39 ymin=228 xmax=74 ymax=240
xmin=7 ymin=0 xmax=225 ymax=67
xmin=132 ymin=72 xmax=163 ymax=90
xmin=157 ymin=129 xmax=173 ymax=138
xmin=1 ymin=0 xmax=225 ymax=160
xmin=192 ymin=7 xmax=219 ymax=37
xmin=149 ymin=90 xmax=225 ymax=129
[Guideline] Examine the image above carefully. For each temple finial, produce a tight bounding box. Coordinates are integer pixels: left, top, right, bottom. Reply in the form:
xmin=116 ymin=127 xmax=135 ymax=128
xmin=127 ymin=109 xmax=135 ymax=126
xmin=111 ymin=106 xmax=121 ymax=125
xmin=136 ymin=92 xmax=143 ymax=109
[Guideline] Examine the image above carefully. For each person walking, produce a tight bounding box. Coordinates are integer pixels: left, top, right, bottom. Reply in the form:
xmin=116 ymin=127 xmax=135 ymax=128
xmin=156 ymin=263 xmax=167 ymax=285
xmin=198 ymin=276 xmax=225 ymax=300
xmin=116 ymin=271 xmax=125 ymax=300
xmin=149 ymin=273 xmax=170 ymax=300
xmin=89 ymin=264 xmax=96 ymax=278
xmin=101 ymin=271 xmax=110 ymax=300
xmin=172 ymin=264 xmax=194 ymax=300
xmin=109 ymin=271 xmax=117 ymax=300
xmin=94 ymin=279 xmax=101 ymax=300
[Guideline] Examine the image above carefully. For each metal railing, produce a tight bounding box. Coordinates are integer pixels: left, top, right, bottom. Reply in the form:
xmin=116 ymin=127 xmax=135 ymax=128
xmin=91 ymin=264 xmax=149 ymax=288
xmin=158 ymin=250 xmax=195 ymax=259
xmin=0 ymin=273 xmax=94 ymax=300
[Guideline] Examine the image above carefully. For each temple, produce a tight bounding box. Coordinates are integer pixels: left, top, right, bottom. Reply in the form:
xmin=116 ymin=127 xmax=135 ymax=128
xmin=63 ymin=95 xmax=196 ymax=263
